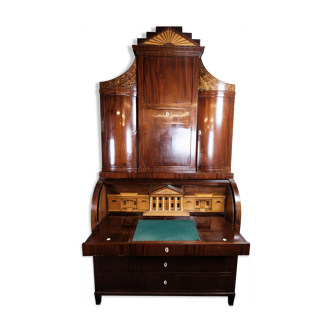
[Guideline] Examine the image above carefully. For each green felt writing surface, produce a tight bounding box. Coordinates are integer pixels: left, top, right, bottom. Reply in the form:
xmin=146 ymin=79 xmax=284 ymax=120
xmin=132 ymin=219 xmax=201 ymax=241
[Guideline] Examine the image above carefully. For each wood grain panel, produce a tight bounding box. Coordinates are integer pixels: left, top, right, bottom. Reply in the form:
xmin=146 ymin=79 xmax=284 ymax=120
xmin=95 ymin=272 xmax=232 ymax=292
xmin=98 ymin=184 xmax=107 ymax=222
xmin=229 ymin=179 xmax=241 ymax=232
xmin=143 ymin=109 xmax=192 ymax=167
xmin=91 ymin=179 xmax=104 ymax=231
xmin=98 ymin=256 xmax=236 ymax=273
xmin=104 ymin=94 xmax=137 ymax=171
xmin=100 ymin=172 xmax=234 ymax=179
xmin=143 ymin=56 xmax=193 ymax=104
xmin=197 ymin=94 xmax=232 ymax=172
xmin=224 ymin=183 xmax=234 ymax=225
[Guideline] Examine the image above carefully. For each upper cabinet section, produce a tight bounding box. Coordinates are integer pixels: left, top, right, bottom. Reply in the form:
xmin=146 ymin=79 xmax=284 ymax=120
xmin=98 ymin=27 xmax=236 ymax=177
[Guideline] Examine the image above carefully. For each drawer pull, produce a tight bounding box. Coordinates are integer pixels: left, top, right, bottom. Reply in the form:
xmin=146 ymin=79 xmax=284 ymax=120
xmin=164 ymin=262 xmax=167 ymax=268
xmin=165 ymin=247 xmax=169 ymax=253
xmin=164 ymin=280 xmax=167 ymax=285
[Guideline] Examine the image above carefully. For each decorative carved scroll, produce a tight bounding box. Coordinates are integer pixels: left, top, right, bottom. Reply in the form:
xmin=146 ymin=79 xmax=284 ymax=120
xmin=199 ymin=58 xmax=235 ymax=92
xmin=100 ymin=59 xmax=137 ymax=89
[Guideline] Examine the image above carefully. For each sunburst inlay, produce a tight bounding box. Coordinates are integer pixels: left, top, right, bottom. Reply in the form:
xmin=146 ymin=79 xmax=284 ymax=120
xmin=144 ymin=29 xmax=196 ymax=46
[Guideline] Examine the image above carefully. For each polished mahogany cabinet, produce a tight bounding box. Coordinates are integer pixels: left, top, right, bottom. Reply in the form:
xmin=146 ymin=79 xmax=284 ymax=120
xmin=83 ymin=27 xmax=249 ymax=305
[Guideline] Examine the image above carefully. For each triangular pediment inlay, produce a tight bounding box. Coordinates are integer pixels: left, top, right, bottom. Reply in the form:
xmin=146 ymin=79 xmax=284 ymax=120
xmin=150 ymin=185 xmax=184 ymax=195
xmin=143 ymin=28 xmax=196 ymax=47
xmin=153 ymin=188 xmax=181 ymax=195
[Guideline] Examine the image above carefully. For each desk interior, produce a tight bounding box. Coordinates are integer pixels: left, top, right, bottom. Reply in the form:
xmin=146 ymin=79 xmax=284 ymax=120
xmin=85 ymin=214 xmax=247 ymax=244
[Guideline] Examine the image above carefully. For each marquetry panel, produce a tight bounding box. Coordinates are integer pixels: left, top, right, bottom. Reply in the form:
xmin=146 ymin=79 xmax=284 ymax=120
xmin=144 ymin=29 xmax=196 ymax=46
xmin=100 ymin=59 xmax=137 ymax=89
xmin=199 ymin=59 xmax=235 ymax=92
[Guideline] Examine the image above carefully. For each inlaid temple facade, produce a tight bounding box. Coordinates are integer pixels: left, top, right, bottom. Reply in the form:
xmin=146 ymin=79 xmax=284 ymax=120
xmin=107 ymin=185 xmax=225 ymax=216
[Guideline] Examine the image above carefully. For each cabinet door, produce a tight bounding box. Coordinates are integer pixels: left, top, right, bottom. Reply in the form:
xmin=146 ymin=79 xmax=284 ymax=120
xmin=197 ymin=95 xmax=233 ymax=172
xmin=142 ymin=109 xmax=192 ymax=168
xmin=103 ymin=94 xmax=137 ymax=171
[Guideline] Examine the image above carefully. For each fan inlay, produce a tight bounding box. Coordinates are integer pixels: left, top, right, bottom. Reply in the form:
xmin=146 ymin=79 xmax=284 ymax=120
xmin=144 ymin=29 xmax=196 ymax=46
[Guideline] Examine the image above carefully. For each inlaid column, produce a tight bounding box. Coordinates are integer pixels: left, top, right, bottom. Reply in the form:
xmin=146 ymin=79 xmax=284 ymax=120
xmin=156 ymin=197 xmax=159 ymax=211
xmin=169 ymin=198 xmax=171 ymax=211
xmin=162 ymin=197 xmax=165 ymax=211
xmin=150 ymin=197 xmax=152 ymax=211
xmin=181 ymin=197 xmax=183 ymax=211
xmin=175 ymin=197 xmax=177 ymax=211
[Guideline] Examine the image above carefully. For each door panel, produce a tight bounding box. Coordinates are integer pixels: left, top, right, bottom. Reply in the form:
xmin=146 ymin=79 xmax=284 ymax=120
xmin=143 ymin=109 xmax=192 ymax=167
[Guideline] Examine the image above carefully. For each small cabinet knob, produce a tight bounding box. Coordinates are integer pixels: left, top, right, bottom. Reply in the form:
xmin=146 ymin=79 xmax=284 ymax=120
xmin=132 ymin=130 xmax=137 ymax=134
xmin=164 ymin=262 xmax=167 ymax=268
xmin=198 ymin=130 xmax=201 ymax=135
xmin=166 ymin=112 xmax=169 ymax=117
xmin=165 ymin=247 xmax=169 ymax=253
xmin=164 ymin=280 xmax=167 ymax=285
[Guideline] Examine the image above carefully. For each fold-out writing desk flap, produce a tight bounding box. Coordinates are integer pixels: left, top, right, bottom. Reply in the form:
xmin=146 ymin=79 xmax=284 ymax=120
xmin=82 ymin=215 xmax=250 ymax=257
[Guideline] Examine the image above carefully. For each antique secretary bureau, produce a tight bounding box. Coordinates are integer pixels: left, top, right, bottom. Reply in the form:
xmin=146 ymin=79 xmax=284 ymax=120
xmin=82 ymin=27 xmax=250 ymax=305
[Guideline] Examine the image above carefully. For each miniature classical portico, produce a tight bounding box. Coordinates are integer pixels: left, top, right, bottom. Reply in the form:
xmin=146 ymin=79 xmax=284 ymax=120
xmin=143 ymin=185 xmax=189 ymax=216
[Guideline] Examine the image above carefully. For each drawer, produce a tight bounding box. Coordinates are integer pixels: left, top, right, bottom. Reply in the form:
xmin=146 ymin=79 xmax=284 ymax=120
xmin=97 ymin=256 xmax=236 ymax=273
xmin=96 ymin=272 xmax=232 ymax=292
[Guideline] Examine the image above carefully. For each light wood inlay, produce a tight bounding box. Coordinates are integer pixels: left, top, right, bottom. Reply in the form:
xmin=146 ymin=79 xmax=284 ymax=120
xmin=144 ymin=29 xmax=196 ymax=46
xmin=198 ymin=59 xmax=237 ymax=92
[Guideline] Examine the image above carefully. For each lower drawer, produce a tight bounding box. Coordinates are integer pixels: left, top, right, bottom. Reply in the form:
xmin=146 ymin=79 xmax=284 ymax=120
xmin=97 ymin=256 xmax=236 ymax=273
xmin=95 ymin=272 xmax=232 ymax=292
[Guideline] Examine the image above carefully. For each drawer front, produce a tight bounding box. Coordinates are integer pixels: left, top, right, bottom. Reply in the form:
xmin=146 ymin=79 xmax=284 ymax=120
xmin=98 ymin=256 xmax=236 ymax=273
xmin=96 ymin=273 xmax=232 ymax=292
